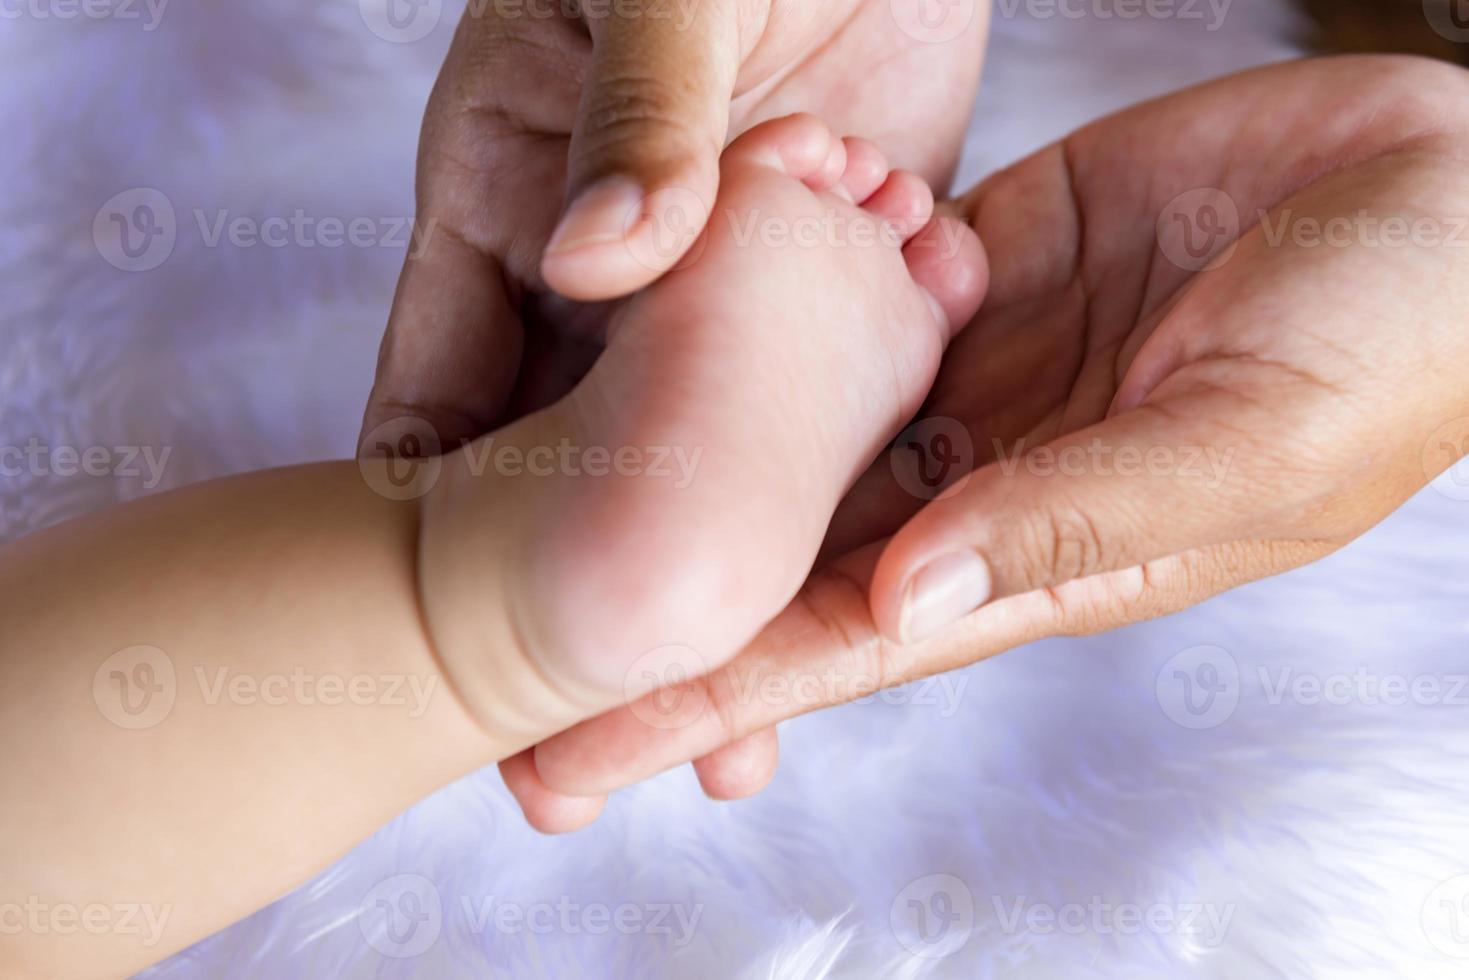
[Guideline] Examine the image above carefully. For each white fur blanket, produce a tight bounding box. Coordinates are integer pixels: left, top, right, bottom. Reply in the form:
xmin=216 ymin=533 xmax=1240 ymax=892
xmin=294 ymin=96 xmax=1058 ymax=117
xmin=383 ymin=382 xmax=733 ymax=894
xmin=6 ymin=1 xmax=1469 ymax=976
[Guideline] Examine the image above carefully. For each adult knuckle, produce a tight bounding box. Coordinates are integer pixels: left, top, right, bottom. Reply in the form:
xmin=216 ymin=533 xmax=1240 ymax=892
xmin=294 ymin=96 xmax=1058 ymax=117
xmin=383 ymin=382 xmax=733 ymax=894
xmin=1047 ymin=582 xmax=1123 ymax=638
xmin=582 ymin=72 xmax=687 ymax=137
xmin=1048 ymin=561 xmax=1163 ymax=638
xmin=1021 ymin=502 xmax=1107 ymax=587
xmin=701 ymin=667 xmax=745 ymax=741
xmin=1101 ymin=563 xmax=1154 ymax=618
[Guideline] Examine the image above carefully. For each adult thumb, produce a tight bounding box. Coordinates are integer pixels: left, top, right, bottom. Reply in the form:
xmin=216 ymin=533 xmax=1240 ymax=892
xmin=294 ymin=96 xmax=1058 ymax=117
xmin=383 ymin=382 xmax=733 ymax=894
xmin=870 ymin=389 xmax=1282 ymax=646
xmin=540 ymin=0 xmax=740 ymax=301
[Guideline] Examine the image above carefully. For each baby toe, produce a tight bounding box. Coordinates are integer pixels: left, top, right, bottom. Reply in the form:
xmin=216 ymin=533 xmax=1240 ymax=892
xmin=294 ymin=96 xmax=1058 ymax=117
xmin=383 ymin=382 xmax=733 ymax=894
xmin=903 ymin=216 xmax=988 ymax=337
xmin=836 ymin=136 xmax=889 ymax=204
xmin=863 ymin=170 xmax=935 ymax=244
xmin=721 ymin=113 xmax=841 ymax=190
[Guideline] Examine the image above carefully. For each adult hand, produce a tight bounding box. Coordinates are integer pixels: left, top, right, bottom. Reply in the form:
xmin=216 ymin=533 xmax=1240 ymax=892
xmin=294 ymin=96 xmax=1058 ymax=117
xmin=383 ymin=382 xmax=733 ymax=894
xmin=508 ymin=55 xmax=1469 ymax=828
xmin=360 ymin=0 xmax=986 ymax=444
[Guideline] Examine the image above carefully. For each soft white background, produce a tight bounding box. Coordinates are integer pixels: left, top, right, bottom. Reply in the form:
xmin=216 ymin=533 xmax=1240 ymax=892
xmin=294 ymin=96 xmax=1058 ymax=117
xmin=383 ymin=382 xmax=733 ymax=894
xmin=4 ymin=0 xmax=1469 ymax=976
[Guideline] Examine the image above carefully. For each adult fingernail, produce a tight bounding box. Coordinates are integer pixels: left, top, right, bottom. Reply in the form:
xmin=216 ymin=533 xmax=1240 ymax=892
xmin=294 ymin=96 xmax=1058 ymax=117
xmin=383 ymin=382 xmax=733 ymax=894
xmin=898 ymin=551 xmax=992 ymax=644
xmin=545 ymin=177 xmax=645 ymax=256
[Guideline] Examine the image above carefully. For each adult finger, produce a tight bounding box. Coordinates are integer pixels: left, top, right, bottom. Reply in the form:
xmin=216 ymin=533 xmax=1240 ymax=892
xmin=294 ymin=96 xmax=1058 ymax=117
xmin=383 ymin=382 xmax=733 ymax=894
xmin=360 ymin=238 xmax=523 ymax=454
xmin=532 ymin=534 xmax=1330 ymax=796
xmin=500 ymin=726 xmax=777 ymax=832
xmin=498 ymin=749 xmax=606 ymax=835
xmin=691 ymin=727 xmax=779 ymax=800
xmin=361 ymin=9 xmax=587 ymax=452
xmin=540 ymin=0 xmax=741 ymax=300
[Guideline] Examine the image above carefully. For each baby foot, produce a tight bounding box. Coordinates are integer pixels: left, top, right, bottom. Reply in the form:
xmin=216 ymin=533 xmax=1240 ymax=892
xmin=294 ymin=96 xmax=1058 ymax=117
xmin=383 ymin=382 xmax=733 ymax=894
xmin=421 ymin=114 xmax=987 ymax=723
